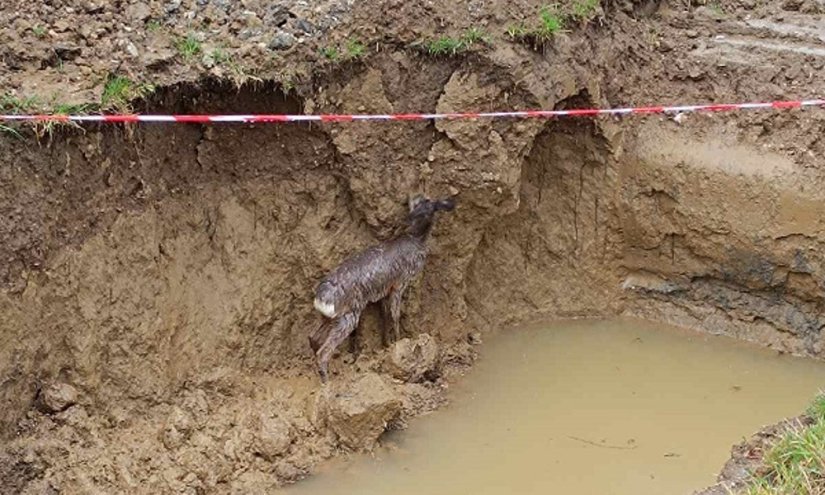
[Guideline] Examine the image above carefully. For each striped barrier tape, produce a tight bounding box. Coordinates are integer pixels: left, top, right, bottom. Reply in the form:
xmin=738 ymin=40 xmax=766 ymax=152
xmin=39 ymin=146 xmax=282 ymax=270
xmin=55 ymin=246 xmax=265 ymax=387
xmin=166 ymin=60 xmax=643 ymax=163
xmin=0 ymin=99 xmax=823 ymax=124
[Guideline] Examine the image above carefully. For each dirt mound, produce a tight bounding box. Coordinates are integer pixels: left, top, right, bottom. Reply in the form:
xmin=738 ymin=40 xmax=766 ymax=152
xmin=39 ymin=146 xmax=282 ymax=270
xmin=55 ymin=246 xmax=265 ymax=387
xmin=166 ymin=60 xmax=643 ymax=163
xmin=2 ymin=0 xmax=825 ymax=492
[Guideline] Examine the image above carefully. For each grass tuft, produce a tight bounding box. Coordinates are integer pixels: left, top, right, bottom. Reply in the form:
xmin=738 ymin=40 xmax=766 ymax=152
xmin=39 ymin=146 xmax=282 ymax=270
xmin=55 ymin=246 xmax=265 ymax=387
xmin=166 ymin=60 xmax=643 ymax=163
xmin=53 ymin=102 xmax=96 ymax=115
xmin=508 ymin=1 xmax=601 ymax=47
xmin=0 ymin=123 xmax=23 ymax=139
xmin=320 ymin=46 xmax=340 ymax=61
xmin=420 ymin=27 xmax=490 ymax=57
xmin=425 ymin=36 xmax=466 ymax=56
xmin=708 ymin=2 xmax=725 ymax=17
xmin=345 ymin=39 xmax=366 ymax=59
xmin=320 ymin=38 xmax=367 ymax=63
xmin=0 ymin=94 xmax=40 ymax=114
xmin=101 ymin=76 xmax=155 ymax=111
xmin=744 ymin=393 xmax=825 ymax=495
xmin=462 ymin=27 xmax=491 ymax=45
xmin=507 ymin=23 xmax=530 ymax=39
xmin=147 ymin=20 xmax=162 ymax=32
xmin=570 ymin=0 xmax=601 ymax=23
xmin=175 ymin=34 xmax=202 ymax=60
xmin=537 ymin=4 xmax=566 ymax=38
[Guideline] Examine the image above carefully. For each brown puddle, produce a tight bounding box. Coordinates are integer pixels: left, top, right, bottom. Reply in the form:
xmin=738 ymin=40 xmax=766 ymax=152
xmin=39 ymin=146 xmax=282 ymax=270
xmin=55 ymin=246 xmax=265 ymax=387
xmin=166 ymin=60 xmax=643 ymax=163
xmin=281 ymin=318 xmax=825 ymax=495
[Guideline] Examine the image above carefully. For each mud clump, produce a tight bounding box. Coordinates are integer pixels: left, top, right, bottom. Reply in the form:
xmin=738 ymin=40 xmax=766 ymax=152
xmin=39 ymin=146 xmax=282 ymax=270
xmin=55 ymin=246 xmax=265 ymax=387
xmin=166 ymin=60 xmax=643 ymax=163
xmin=35 ymin=382 xmax=78 ymax=414
xmin=313 ymin=373 xmax=402 ymax=451
xmin=385 ymin=334 xmax=441 ymax=383
xmin=253 ymin=414 xmax=295 ymax=461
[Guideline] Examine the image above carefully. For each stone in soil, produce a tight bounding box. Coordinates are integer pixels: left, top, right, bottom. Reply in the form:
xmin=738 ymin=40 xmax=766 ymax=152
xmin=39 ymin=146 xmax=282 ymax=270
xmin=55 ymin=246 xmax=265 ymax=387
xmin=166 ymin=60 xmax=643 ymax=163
xmin=313 ymin=373 xmax=402 ymax=451
xmin=385 ymin=334 xmax=441 ymax=383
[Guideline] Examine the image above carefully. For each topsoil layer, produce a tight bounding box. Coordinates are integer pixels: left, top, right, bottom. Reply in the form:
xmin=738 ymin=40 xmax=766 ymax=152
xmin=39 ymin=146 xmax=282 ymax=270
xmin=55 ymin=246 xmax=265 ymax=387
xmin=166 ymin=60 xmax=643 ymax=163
xmin=2 ymin=0 xmax=825 ymax=493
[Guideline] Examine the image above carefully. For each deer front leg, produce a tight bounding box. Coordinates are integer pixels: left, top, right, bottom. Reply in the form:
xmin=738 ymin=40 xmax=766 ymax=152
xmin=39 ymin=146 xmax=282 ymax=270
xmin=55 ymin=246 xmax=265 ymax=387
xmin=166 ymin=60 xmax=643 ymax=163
xmin=347 ymin=323 xmax=359 ymax=361
xmin=316 ymin=311 xmax=361 ymax=383
xmin=380 ymin=298 xmax=392 ymax=347
xmin=387 ymin=285 xmax=407 ymax=344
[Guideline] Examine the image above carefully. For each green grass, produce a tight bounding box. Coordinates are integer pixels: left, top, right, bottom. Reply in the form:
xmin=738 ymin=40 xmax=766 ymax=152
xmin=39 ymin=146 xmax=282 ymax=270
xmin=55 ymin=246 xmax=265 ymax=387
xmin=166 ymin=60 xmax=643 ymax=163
xmin=208 ymin=48 xmax=257 ymax=84
xmin=210 ymin=48 xmax=232 ymax=65
xmin=425 ymin=36 xmax=466 ymax=56
xmin=570 ymin=0 xmax=601 ymax=23
xmin=744 ymin=394 xmax=825 ymax=495
xmin=508 ymin=1 xmax=601 ymax=45
xmin=0 ymin=124 xmax=23 ymax=139
xmin=53 ymin=102 xmax=96 ymax=115
xmin=421 ymin=27 xmax=490 ymax=57
xmin=345 ymin=39 xmax=366 ymax=59
xmin=708 ymin=2 xmax=724 ymax=17
xmin=101 ymin=76 xmax=155 ymax=110
xmin=175 ymin=34 xmax=202 ymax=60
xmin=0 ymin=94 xmax=102 ymax=138
xmin=147 ymin=20 xmax=162 ymax=32
xmin=32 ymin=25 xmax=47 ymax=38
xmin=0 ymin=94 xmax=40 ymax=113
xmin=320 ymin=46 xmax=340 ymax=61
xmin=462 ymin=27 xmax=490 ymax=45
xmin=537 ymin=4 xmax=566 ymax=38
xmin=507 ymin=23 xmax=530 ymax=39
xmin=319 ymin=38 xmax=367 ymax=63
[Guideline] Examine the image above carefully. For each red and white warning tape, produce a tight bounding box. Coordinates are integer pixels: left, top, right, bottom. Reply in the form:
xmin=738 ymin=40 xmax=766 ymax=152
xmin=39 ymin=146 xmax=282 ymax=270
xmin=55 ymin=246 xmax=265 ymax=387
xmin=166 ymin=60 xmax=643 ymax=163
xmin=1 ymin=99 xmax=823 ymax=124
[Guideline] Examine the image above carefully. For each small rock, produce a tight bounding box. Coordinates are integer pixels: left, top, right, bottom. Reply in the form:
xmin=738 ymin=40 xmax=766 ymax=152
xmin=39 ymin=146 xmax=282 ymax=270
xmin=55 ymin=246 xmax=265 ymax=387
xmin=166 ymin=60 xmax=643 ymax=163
xmin=161 ymin=425 xmax=185 ymax=449
xmin=53 ymin=44 xmax=82 ymax=60
xmin=55 ymin=404 xmax=89 ymax=427
xmin=467 ymin=332 xmax=483 ymax=345
xmin=202 ymin=51 xmax=216 ymax=68
xmin=126 ymin=2 xmax=152 ymax=22
xmin=295 ymin=19 xmax=314 ymax=34
xmin=657 ymin=40 xmax=674 ymax=52
xmin=315 ymin=373 xmax=401 ymax=451
xmin=442 ymin=341 xmax=477 ymax=367
xmin=36 ymin=382 xmax=78 ymax=414
xmin=165 ymin=0 xmax=182 ymax=14
xmin=125 ymin=42 xmax=139 ymax=58
xmin=84 ymin=2 xmax=105 ymax=13
xmin=274 ymin=460 xmax=305 ymax=481
xmin=144 ymin=48 xmax=176 ymax=70
xmin=385 ymin=334 xmax=440 ymax=383
xmin=254 ymin=415 xmax=293 ymax=460
xmin=266 ymin=5 xmax=293 ymax=26
xmin=685 ymin=29 xmax=699 ymax=39
xmin=168 ymin=406 xmax=193 ymax=434
xmin=53 ymin=20 xmax=71 ymax=33
xmin=687 ymin=66 xmax=705 ymax=80
xmin=238 ymin=27 xmax=263 ymax=41
xmin=268 ymin=31 xmax=296 ymax=51
xmin=241 ymin=11 xmax=263 ymax=27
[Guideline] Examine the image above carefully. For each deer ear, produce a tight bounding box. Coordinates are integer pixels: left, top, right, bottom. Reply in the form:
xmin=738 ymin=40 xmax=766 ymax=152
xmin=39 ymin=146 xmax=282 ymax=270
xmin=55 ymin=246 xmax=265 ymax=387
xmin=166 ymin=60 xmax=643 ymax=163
xmin=408 ymin=194 xmax=426 ymax=212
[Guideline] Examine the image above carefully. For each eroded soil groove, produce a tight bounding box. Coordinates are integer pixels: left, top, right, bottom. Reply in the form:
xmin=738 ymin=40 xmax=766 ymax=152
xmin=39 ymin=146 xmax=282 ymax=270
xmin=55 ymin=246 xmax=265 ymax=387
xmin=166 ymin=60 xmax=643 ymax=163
xmin=1 ymin=0 xmax=825 ymax=492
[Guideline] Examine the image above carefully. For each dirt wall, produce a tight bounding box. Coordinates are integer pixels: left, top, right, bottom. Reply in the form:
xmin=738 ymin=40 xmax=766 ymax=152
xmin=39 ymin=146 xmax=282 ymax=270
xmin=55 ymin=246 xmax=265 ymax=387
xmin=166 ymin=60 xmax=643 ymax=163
xmin=2 ymin=0 xmax=825 ymax=492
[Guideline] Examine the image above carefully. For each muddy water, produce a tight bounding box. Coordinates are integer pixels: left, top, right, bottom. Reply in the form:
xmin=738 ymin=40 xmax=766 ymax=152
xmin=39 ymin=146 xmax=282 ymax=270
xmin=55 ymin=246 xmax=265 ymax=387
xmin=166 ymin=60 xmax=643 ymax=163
xmin=286 ymin=319 xmax=825 ymax=495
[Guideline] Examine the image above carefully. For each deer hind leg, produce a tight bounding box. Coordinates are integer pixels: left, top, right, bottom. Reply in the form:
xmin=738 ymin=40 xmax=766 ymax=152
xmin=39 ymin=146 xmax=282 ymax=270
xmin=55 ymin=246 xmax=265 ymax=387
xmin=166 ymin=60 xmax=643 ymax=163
xmin=309 ymin=318 xmax=331 ymax=354
xmin=316 ymin=311 xmax=361 ymax=383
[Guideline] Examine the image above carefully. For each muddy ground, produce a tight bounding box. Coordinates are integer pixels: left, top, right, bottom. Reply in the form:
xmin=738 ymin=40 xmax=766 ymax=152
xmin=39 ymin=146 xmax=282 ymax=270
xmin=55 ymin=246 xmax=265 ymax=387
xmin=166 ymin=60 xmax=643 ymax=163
xmin=1 ymin=0 xmax=825 ymax=493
